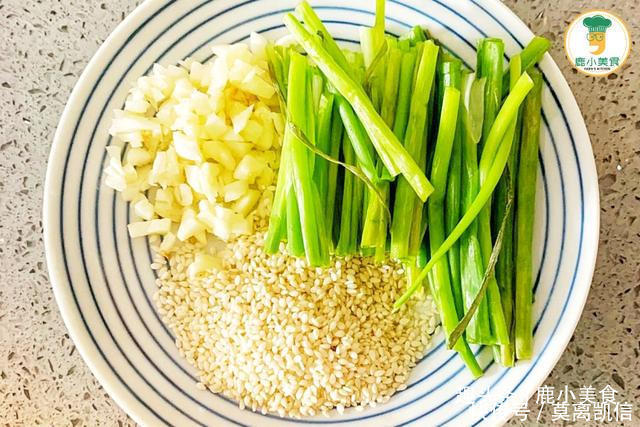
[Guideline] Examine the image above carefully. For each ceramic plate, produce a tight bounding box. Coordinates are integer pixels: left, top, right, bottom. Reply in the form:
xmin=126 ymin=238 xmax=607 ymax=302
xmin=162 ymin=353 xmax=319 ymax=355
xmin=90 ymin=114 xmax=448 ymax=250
xmin=44 ymin=0 xmax=599 ymax=425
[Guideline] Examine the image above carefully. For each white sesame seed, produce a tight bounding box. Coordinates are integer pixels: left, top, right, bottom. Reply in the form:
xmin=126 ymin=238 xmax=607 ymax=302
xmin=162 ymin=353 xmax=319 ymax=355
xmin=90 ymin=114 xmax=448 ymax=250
xmin=154 ymin=230 xmax=438 ymax=418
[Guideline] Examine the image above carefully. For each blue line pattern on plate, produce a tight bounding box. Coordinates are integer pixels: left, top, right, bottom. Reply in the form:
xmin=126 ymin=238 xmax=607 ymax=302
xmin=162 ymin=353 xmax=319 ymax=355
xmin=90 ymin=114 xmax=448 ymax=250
xmin=50 ymin=1 xmax=589 ymax=425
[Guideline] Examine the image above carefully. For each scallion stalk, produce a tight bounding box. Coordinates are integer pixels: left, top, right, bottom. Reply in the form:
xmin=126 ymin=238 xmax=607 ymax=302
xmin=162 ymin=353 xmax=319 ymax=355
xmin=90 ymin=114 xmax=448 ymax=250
xmin=515 ymin=68 xmax=543 ymax=360
xmin=361 ymin=40 xmax=400 ymax=259
xmin=493 ymin=54 xmax=523 ymax=366
xmin=475 ymin=39 xmax=511 ymax=346
xmin=501 ymin=36 xmax=550 ymax=97
xmin=390 ymin=41 xmax=439 ymax=259
xmin=337 ymin=97 xmax=378 ymax=182
xmin=287 ymin=52 xmax=329 ymax=266
xmin=440 ymin=57 xmax=464 ymax=319
xmin=313 ymin=89 xmax=335 ymax=204
xmin=286 ymin=188 xmax=305 ymax=257
xmin=394 ymin=72 xmax=534 ymax=309
xmin=478 ymin=38 xmax=504 ymax=151
xmin=400 ymin=25 xmax=427 ymax=46
xmin=336 ymin=131 xmax=357 ymax=255
xmin=392 ymin=49 xmax=418 ymax=139
xmin=426 ymin=85 xmax=481 ymax=376
xmin=284 ymin=13 xmax=434 ymax=201
xmin=325 ymin=109 xmax=343 ymax=243
xmin=459 ymin=72 xmax=493 ymax=344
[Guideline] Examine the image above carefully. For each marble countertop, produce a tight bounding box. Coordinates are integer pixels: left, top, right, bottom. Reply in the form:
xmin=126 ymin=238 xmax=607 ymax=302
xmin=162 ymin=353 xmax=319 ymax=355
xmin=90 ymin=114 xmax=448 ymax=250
xmin=0 ymin=0 xmax=637 ymax=425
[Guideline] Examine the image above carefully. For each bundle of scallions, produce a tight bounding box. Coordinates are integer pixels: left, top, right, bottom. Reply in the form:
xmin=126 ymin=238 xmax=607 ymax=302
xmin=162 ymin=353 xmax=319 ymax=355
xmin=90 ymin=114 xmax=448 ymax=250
xmin=264 ymin=0 xmax=548 ymax=376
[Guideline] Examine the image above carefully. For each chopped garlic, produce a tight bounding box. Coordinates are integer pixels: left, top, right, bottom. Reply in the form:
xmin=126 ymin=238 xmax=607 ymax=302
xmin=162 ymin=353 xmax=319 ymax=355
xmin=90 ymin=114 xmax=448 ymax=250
xmin=241 ymin=69 xmax=275 ymax=99
xmin=109 ymin=110 xmax=161 ymax=135
xmin=175 ymin=183 xmax=193 ymax=207
xmin=128 ymin=219 xmax=172 ymax=238
xmin=249 ymin=32 xmax=268 ymax=58
xmin=203 ymin=113 xmax=227 ymax=139
xmin=230 ymin=104 xmax=254 ymax=134
xmin=173 ymin=131 xmax=203 ymax=163
xmin=233 ymin=189 xmax=260 ymax=216
xmin=159 ymin=232 xmax=178 ymax=253
xmin=134 ymin=197 xmax=155 ymax=220
xmin=126 ymin=147 xmax=153 ymax=166
xmin=223 ymin=180 xmax=248 ymax=202
xmin=201 ymin=140 xmax=235 ymax=171
xmin=225 ymin=141 xmax=253 ymax=159
xmin=187 ymin=252 xmax=222 ymax=279
xmin=177 ymin=209 xmax=205 ymax=241
xmin=104 ymin=41 xmax=281 ymax=244
xmin=234 ymin=152 xmax=265 ymax=182
xmin=239 ymin=119 xmax=262 ymax=144
xmin=184 ymin=165 xmax=203 ymax=194
xmin=200 ymin=162 xmax=222 ymax=203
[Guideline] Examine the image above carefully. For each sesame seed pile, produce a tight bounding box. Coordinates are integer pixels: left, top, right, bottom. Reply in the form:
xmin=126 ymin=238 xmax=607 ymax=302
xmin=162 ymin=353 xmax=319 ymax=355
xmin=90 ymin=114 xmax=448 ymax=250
xmin=153 ymin=232 xmax=439 ymax=418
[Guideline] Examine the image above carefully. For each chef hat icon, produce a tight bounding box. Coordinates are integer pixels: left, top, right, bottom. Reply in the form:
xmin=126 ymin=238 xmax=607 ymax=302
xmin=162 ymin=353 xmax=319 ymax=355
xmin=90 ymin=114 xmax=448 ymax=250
xmin=583 ymin=15 xmax=612 ymax=33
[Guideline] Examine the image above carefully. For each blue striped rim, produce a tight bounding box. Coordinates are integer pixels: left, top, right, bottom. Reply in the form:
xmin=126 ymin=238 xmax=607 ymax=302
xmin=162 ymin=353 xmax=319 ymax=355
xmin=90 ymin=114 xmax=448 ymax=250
xmin=431 ymin=1 xmax=586 ymax=424
xmin=468 ymin=0 xmax=584 ymax=424
xmin=63 ymin=0 xmax=245 ymax=425
xmin=57 ymin=1 xmax=176 ymax=425
xmin=49 ymin=0 xmax=588 ymax=425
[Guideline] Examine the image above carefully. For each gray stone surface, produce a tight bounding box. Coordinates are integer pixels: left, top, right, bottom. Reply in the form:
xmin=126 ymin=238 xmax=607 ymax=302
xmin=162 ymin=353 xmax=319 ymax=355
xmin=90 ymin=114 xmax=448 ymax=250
xmin=0 ymin=0 xmax=637 ymax=425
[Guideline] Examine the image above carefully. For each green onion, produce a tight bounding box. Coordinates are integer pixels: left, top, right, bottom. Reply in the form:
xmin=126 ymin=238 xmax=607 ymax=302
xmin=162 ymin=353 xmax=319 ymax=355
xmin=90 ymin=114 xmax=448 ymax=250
xmin=361 ymin=37 xmax=400 ymax=260
xmin=400 ymin=25 xmax=427 ymax=46
xmin=337 ymin=97 xmax=378 ymax=182
xmin=296 ymin=1 xmax=349 ymax=70
xmin=284 ymin=13 xmax=434 ymax=201
xmin=381 ymin=43 xmax=403 ymax=126
xmin=287 ymin=52 xmax=329 ymax=266
xmin=459 ymin=72 xmax=492 ymax=344
xmin=501 ymin=36 xmax=550 ymax=97
xmin=392 ymin=49 xmax=419 ymax=139
xmin=408 ymin=66 xmax=437 ymax=256
xmin=312 ymin=89 xmax=335 ymax=205
xmin=394 ymin=72 xmax=534 ymax=309
xmin=493 ymin=54 xmax=523 ymax=366
xmin=440 ymin=58 xmax=464 ymax=319
xmin=360 ymin=0 xmax=386 ymax=68
xmin=264 ymin=131 xmax=291 ymax=253
xmin=264 ymin=45 xmax=292 ymax=253
xmin=286 ymin=187 xmax=305 ymax=257
xmin=390 ymin=40 xmax=439 ymax=259
xmin=325 ymin=107 xmax=344 ymax=243
xmin=426 ymin=85 xmax=482 ymax=376
xmin=264 ymin=128 xmax=291 ymax=253
xmin=449 ymin=183 xmax=513 ymax=349
xmin=336 ymin=131 xmax=363 ymax=255
xmin=478 ymin=38 xmax=504 ymax=148
xmin=475 ymin=39 xmax=517 ymax=346
xmin=515 ymin=67 xmax=543 ymax=360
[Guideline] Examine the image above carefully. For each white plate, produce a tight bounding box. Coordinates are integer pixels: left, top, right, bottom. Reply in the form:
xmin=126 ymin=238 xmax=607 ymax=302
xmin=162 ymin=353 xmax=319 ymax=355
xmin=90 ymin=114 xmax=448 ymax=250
xmin=44 ymin=0 xmax=599 ymax=425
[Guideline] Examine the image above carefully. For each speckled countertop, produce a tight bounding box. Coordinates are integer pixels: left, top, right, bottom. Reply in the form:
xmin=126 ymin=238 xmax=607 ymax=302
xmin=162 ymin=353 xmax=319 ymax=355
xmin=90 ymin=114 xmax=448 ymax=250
xmin=0 ymin=0 xmax=638 ymax=425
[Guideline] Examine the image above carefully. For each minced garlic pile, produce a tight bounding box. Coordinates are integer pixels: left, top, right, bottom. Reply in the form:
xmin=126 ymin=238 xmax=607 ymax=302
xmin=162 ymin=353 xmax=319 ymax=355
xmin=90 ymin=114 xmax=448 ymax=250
xmin=104 ymin=33 xmax=283 ymax=256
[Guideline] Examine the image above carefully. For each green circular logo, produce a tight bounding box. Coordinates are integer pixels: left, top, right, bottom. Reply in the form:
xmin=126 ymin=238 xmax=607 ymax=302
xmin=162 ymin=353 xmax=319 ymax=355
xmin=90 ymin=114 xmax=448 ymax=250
xmin=565 ymin=11 xmax=630 ymax=76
